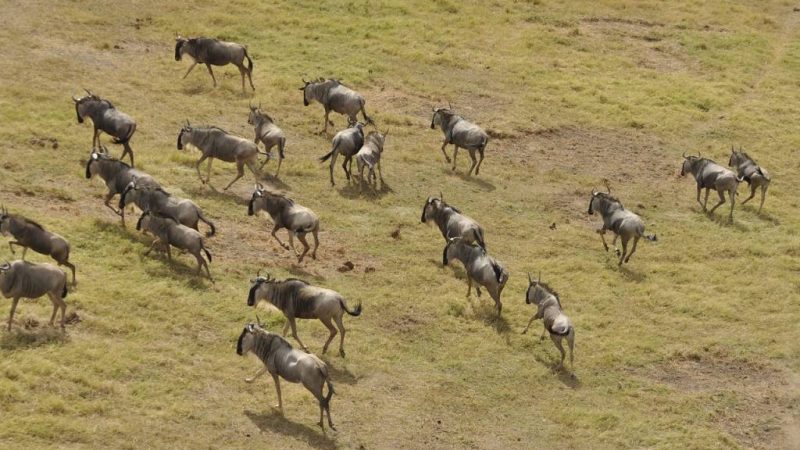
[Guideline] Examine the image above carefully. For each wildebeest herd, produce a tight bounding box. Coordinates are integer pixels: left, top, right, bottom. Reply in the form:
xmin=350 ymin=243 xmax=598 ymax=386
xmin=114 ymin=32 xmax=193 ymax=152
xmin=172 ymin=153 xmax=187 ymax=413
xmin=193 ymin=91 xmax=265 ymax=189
xmin=0 ymin=34 xmax=774 ymax=433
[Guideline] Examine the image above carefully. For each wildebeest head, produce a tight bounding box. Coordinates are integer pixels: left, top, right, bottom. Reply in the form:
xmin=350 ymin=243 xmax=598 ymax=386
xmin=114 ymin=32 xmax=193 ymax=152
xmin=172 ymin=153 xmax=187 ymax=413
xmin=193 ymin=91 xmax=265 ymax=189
xmin=299 ymin=78 xmax=314 ymax=106
xmin=526 ymin=272 xmax=558 ymax=305
xmin=177 ymin=121 xmax=192 ymax=150
xmin=421 ymin=192 xmax=445 ymax=223
xmin=247 ymin=271 xmax=274 ymax=306
xmin=72 ymin=89 xmax=98 ymax=123
xmin=119 ymin=177 xmax=146 ymax=210
xmin=85 ymin=147 xmax=111 ymax=179
xmin=588 ymin=181 xmax=613 ymax=215
xmin=248 ymin=104 xmax=273 ymax=126
xmin=135 ymin=210 xmax=151 ymax=231
xmin=680 ymin=151 xmax=702 ymax=176
xmin=430 ymin=105 xmax=453 ymax=129
xmin=442 ymin=236 xmax=461 ymax=266
xmin=248 ymin=184 xmax=265 ymax=216
xmin=236 ymin=322 xmax=256 ymax=355
xmin=174 ymin=36 xmax=188 ymax=61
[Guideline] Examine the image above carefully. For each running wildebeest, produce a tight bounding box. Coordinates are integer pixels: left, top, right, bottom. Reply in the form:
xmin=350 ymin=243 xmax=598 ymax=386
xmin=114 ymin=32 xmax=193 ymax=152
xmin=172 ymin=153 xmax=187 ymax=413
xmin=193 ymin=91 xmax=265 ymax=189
xmin=120 ymin=180 xmax=216 ymax=237
xmin=73 ymin=90 xmax=137 ymax=166
xmin=237 ymin=319 xmax=336 ymax=430
xmin=174 ymin=35 xmax=254 ymax=92
xmin=136 ymin=211 xmax=213 ymax=280
xmin=0 ymin=208 xmax=76 ymax=285
xmin=681 ymin=152 xmax=742 ymax=219
xmin=319 ymin=120 xmax=365 ymax=186
xmin=248 ymin=185 xmax=320 ymax=263
xmin=247 ymin=273 xmax=362 ymax=357
xmin=0 ymin=260 xmax=68 ymax=331
xmin=248 ymin=105 xmax=286 ymax=177
xmin=587 ymin=182 xmax=656 ymax=266
xmin=177 ymin=122 xmax=261 ymax=190
xmin=421 ymin=192 xmax=486 ymax=249
xmin=85 ymin=147 xmax=160 ymax=225
xmin=442 ymin=237 xmax=508 ymax=315
xmin=430 ymin=106 xmax=489 ymax=175
xmin=523 ymin=272 xmax=575 ymax=370
xmin=355 ymin=129 xmax=388 ymax=191
xmin=729 ymin=146 xmax=771 ymax=213
xmin=299 ymin=78 xmax=372 ymax=133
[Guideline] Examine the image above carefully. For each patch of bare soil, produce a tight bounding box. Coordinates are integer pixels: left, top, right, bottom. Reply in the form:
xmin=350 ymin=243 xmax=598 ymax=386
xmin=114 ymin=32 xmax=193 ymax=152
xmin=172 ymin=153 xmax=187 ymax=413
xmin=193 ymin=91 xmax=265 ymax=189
xmin=641 ymin=355 xmax=798 ymax=449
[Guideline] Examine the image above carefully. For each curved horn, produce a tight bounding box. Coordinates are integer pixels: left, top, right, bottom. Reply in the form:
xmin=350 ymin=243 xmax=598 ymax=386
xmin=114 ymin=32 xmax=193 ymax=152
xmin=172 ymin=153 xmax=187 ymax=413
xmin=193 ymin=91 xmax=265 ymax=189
xmin=256 ymin=269 xmax=261 ymax=278
xmin=603 ymin=179 xmax=611 ymax=194
xmin=538 ymin=271 xmax=541 ymax=283
xmin=256 ymin=314 xmax=263 ymax=327
xmin=84 ymin=88 xmax=92 ymax=96
xmin=439 ymin=191 xmax=443 ymax=201
xmin=528 ymin=272 xmax=533 ymax=284
xmin=697 ymin=151 xmax=701 ymax=157
xmin=448 ymin=101 xmax=452 ymax=110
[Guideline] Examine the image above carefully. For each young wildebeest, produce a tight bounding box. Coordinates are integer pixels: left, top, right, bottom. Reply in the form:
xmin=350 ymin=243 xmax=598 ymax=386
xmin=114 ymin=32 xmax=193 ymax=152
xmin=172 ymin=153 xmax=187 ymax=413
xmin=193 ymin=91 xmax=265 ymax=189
xmin=175 ymin=36 xmax=254 ymax=92
xmin=177 ymin=123 xmax=261 ymax=190
xmin=443 ymin=237 xmax=508 ymax=315
xmin=587 ymin=185 xmax=656 ymax=266
xmin=248 ymin=185 xmax=320 ymax=263
xmin=120 ymin=179 xmax=216 ymax=237
xmin=0 ymin=260 xmax=68 ymax=331
xmin=729 ymin=147 xmax=771 ymax=213
xmin=85 ymin=148 xmax=160 ymax=225
xmin=0 ymin=208 xmax=76 ymax=285
xmin=355 ymin=129 xmax=388 ymax=191
xmin=681 ymin=152 xmax=742 ymax=219
xmin=248 ymin=105 xmax=286 ymax=177
xmin=73 ymin=90 xmax=137 ymax=166
xmin=300 ymin=78 xmax=372 ymax=134
xmin=523 ymin=273 xmax=575 ymax=370
xmin=247 ymin=274 xmax=362 ymax=357
xmin=237 ymin=320 xmax=336 ymax=430
xmin=319 ymin=120 xmax=365 ymax=186
xmin=421 ymin=193 xmax=486 ymax=249
xmin=430 ymin=106 xmax=489 ymax=176
xmin=136 ymin=211 xmax=212 ymax=280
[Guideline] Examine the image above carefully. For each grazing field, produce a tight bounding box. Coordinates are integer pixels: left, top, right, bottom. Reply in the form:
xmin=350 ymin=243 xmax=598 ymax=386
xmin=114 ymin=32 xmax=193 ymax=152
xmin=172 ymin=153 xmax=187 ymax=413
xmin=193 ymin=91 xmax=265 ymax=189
xmin=1 ymin=0 xmax=800 ymax=448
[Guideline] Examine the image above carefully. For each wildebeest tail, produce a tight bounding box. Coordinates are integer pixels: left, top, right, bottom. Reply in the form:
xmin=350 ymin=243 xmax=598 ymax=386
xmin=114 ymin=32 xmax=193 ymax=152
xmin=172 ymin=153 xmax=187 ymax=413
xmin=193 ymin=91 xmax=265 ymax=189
xmin=758 ymin=167 xmax=771 ymax=181
xmin=339 ymin=298 xmax=362 ymax=317
xmin=243 ymin=47 xmax=253 ymax=74
xmin=322 ymin=376 xmax=335 ymax=409
xmin=550 ymin=324 xmax=572 ymax=336
xmin=645 ymin=234 xmax=658 ymax=242
xmin=112 ymin=123 xmax=136 ymax=145
xmin=201 ymin=243 xmax=212 ymax=262
xmin=319 ymin=141 xmax=341 ymax=162
xmin=61 ymin=281 xmax=68 ymax=299
xmin=491 ymin=261 xmax=505 ymax=284
xmin=197 ymin=210 xmax=216 ymax=237
xmin=278 ymin=137 xmax=286 ymax=159
xmin=474 ymin=227 xmax=486 ymax=250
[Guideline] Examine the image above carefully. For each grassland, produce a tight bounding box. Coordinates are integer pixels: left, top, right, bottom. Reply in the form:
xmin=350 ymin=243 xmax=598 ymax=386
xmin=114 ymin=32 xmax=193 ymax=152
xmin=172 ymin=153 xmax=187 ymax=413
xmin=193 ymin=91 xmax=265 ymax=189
xmin=0 ymin=0 xmax=798 ymax=448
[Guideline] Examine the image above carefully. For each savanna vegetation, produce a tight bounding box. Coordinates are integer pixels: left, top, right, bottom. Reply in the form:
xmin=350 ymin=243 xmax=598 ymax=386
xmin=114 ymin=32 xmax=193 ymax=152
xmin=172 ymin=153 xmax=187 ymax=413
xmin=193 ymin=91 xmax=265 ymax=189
xmin=0 ymin=0 xmax=798 ymax=448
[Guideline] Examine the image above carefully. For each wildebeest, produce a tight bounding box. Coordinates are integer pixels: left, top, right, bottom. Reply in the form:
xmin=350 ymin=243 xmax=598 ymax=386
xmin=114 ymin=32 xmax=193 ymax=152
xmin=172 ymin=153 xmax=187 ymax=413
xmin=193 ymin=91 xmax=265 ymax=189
xmin=0 ymin=260 xmax=68 ymax=331
xmin=175 ymin=36 xmax=254 ymax=92
xmin=587 ymin=183 xmax=656 ymax=266
xmin=237 ymin=320 xmax=336 ymax=430
xmin=85 ymin=147 xmax=160 ymax=225
xmin=442 ymin=237 xmax=508 ymax=314
xmin=729 ymin=147 xmax=771 ymax=213
xmin=421 ymin=193 xmax=485 ymax=249
xmin=430 ymin=106 xmax=489 ymax=175
xmin=355 ymin=129 xmax=388 ymax=191
xmin=523 ymin=273 xmax=575 ymax=370
xmin=136 ymin=211 xmax=212 ymax=279
xmin=247 ymin=273 xmax=362 ymax=357
xmin=0 ymin=208 xmax=76 ymax=285
xmin=681 ymin=152 xmax=742 ymax=219
xmin=120 ymin=181 xmax=216 ymax=237
xmin=248 ymin=185 xmax=320 ymax=263
xmin=73 ymin=90 xmax=137 ymax=166
xmin=319 ymin=120 xmax=365 ymax=186
xmin=177 ymin=123 xmax=261 ymax=190
xmin=300 ymin=78 xmax=372 ymax=133
xmin=248 ymin=105 xmax=285 ymax=177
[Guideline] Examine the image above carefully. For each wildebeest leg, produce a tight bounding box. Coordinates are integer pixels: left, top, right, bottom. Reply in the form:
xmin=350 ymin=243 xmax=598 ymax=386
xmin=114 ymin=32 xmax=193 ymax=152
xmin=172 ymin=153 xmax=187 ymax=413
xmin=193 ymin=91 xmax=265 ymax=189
xmin=466 ymin=276 xmax=473 ymax=298
xmin=270 ymin=224 xmax=290 ymax=250
xmin=618 ymin=235 xmax=629 ymax=266
xmin=223 ymin=160 xmax=246 ymax=190
xmin=7 ymin=297 xmax=19 ymax=331
xmin=245 ymin=159 xmax=261 ymax=183
xmin=92 ymin=128 xmax=100 ymax=148
xmin=758 ymin=185 xmax=768 ymax=213
xmin=334 ymin=314 xmax=347 ymax=357
xmin=695 ymin=184 xmax=704 ymax=210
xmin=467 ymin=149 xmax=478 ymax=176
xmin=272 ymin=373 xmax=283 ymax=412
xmin=596 ymin=229 xmax=609 ymax=251
xmin=440 ymin=141 xmax=451 ymax=163
xmin=47 ymin=293 xmax=59 ymax=327
xmin=311 ymin=229 xmax=319 ymax=260
xmin=144 ymin=238 xmax=160 ymax=256
xmin=475 ymin=146 xmax=485 ymax=175
xmin=182 ymin=62 xmax=198 ymax=79
xmin=377 ymin=160 xmax=384 ymax=186
xmin=288 ymin=232 xmax=299 ymax=259
xmin=729 ymin=188 xmax=736 ymax=219
xmin=123 ymin=142 xmax=135 ymax=167
xmin=194 ymin=154 xmax=209 ymax=184
xmin=194 ymin=251 xmax=205 ymax=276
xmin=551 ymin=334 xmax=566 ymax=368
xmin=322 ymin=108 xmax=332 ymax=134
xmin=344 ymin=155 xmax=353 ymax=181
xmin=741 ymin=184 xmax=756 ymax=204
xmin=567 ymin=328 xmax=575 ymax=367
xmin=282 ymin=320 xmax=290 ymax=337
xmin=245 ymin=366 xmax=266 ymax=383
xmin=21 ymin=245 xmax=28 ymax=260
xmin=522 ymin=314 xmax=537 ymax=334
xmin=451 ymin=146 xmax=459 ymax=171
xmin=165 ymin=243 xmax=172 ymax=261
xmin=61 ymin=261 xmax=77 ymax=285
xmin=288 ymin=318 xmax=309 ymax=351
xmin=296 ymin=233 xmax=310 ymax=263
xmin=320 ymin=317 xmax=337 ymax=354
xmin=205 ymin=64 xmax=217 ymax=87
xmin=707 ymin=189 xmax=726 ymax=214
xmin=103 ymin=191 xmax=122 ymax=219
xmin=237 ymin=65 xmax=246 ymax=93
xmin=491 ymin=290 xmax=502 ymax=315
xmin=703 ymin=188 xmax=711 ymax=211
xmin=625 ymin=236 xmax=640 ymax=263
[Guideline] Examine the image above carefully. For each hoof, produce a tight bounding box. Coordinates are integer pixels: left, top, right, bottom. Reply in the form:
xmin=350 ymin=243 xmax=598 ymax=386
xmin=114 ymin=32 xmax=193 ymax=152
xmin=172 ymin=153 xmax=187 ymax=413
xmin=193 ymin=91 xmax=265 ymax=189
xmin=339 ymin=349 xmax=346 ymax=358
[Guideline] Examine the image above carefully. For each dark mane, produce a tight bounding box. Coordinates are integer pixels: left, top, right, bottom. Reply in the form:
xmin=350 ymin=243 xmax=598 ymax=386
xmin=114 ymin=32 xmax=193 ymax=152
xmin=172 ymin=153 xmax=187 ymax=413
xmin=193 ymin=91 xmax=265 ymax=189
xmin=537 ymin=282 xmax=560 ymax=301
xmin=594 ymin=192 xmax=622 ymax=206
xmin=281 ymin=277 xmax=310 ymax=286
xmin=738 ymin=151 xmax=755 ymax=163
xmin=16 ymin=216 xmax=44 ymax=230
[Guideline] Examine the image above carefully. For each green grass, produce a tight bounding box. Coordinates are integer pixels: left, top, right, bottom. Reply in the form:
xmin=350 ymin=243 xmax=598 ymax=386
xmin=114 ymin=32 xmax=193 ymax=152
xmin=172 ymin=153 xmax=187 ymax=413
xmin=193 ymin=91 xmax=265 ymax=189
xmin=0 ymin=0 xmax=799 ymax=448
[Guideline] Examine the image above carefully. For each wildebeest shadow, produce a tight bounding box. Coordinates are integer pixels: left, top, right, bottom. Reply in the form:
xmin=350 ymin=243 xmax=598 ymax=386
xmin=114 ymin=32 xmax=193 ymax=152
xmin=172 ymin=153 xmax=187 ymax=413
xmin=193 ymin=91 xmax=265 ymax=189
xmin=323 ymin=362 xmax=360 ymax=385
xmin=183 ymin=184 xmax=250 ymax=206
xmin=618 ymin=265 xmax=646 ymax=282
xmin=335 ymin=180 xmax=392 ymax=200
xmin=749 ymin=207 xmax=780 ymax=225
xmin=531 ymin=352 xmax=581 ymax=389
xmin=244 ymin=409 xmax=336 ymax=449
xmin=443 ymin=168 xmax=496 ymax=192
xmin=139 ymin=249 xmax=213 ymax=290
xmin=472 ymin=303 xmax=510 ymax=334
xmin=0 ymin=326 xmax=68 ymax=350
xmin=287 ymin=264 xmax=326 ymax=282
xmin=707 ymin=212 xmax=749 ymax=231
xmin=259 ymin=174 xmax=292 ymax=191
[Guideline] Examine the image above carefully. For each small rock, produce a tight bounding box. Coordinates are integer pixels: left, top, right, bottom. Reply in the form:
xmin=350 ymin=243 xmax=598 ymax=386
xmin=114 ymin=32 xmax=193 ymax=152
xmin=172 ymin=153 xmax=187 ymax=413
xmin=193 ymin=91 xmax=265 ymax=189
xmin=65 ymin=312 xmax=81 ymax=325
xmin=364 ymin=267 xmax=375 ymax=273
xmin=637 ymin=203 xmax=646 ymax=209
xmin=549 ymin=222 xmax=556 ymax=230
xmin=337 ymin=261 xmax=354 ymax=272
xmin=390 ymin=227 xmax=401 ymax=239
